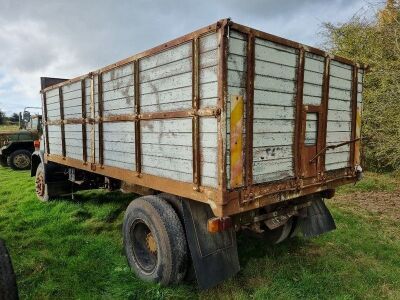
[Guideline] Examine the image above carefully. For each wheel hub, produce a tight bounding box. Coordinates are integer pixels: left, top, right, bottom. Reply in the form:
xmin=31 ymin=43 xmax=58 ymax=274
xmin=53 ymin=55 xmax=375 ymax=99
xmin=146 ymin=232 xmax=157 ymax=254
xmin=35 ymin=174 xmax=45 ymax=197
xmin=13 ymin=154 xmax=30 ymax=169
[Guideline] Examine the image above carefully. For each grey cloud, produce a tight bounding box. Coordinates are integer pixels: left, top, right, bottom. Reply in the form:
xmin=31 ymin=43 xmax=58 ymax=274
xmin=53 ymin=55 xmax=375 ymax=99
xmin=0 ymin=0 xmax=376 ymax=115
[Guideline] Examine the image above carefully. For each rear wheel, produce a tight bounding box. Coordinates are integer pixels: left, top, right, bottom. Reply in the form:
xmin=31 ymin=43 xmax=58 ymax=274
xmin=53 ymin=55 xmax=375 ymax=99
xmin=123 ymin=195 xmax=188 ymax=285
xmin=0 ymin=240 xmax=18 ymax=300
xmin=262 ymin=218 xmax=294 ymax=244
xmin=7 ymin=150 xmax=31 ymax=170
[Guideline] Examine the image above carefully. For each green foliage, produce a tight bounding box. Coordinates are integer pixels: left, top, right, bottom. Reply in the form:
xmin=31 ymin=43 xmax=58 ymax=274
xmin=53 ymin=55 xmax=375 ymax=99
xmin=322 ymin=3 xmax=400 ymax=171
xmin=0 ymin=110 xmax=5 ymax=125
xmin=9 ymin=113 xmax=19 ymax=123
xmin=0 ymin=167 xmax=399 ymax=299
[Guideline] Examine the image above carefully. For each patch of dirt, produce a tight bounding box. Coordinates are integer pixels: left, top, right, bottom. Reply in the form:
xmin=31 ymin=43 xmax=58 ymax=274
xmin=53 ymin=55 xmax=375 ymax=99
xmin=332 ymin=189 xmax=400 ymax=221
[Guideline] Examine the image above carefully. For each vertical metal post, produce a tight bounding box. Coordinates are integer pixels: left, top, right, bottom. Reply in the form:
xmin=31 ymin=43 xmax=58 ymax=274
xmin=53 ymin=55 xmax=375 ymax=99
xmin=134 ymin=60 xmax=142 ymax=176
xmin=192 ymin=37 xmax=201 ymax=190
xmin=98 ymin=73 xmax=104 ymax=166
xmin=293 ymin=48 xmax=305 ymax=179
xmin=42 ymin=92 xmax=50 ymax=154
xmin=217 ymin=19 xmax=229 ymax=194
xmin=350 ymin=65 xmax=358 ymax=168
xmin=81 ymin=79 xmax=87 ymax=163
xmin=244 ymin=32 xmax=255 ymax=190
xmin=90 ymin=74 xmax=96 ymax=168
xmin=320 ymin=56 xmax=331 ymax=174
xmin=58 ymin=86 xmax=66 ymax=158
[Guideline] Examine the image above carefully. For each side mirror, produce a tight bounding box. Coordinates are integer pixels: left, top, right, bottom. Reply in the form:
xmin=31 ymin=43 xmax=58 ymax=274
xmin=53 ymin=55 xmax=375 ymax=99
xmin=23 ymin=111 xmax=31 ymax=123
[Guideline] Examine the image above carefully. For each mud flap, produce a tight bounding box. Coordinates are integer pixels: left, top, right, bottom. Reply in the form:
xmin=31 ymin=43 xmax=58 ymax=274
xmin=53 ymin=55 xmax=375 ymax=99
xmin=181 ymin=200 xmax=240 ymax=290
xmin=292 ymin=196 xmax=336 ymax=238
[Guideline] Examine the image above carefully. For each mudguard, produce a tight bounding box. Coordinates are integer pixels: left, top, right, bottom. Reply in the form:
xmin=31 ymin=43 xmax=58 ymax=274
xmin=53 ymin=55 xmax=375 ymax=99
xmin=181 ymin=200 xmax=240 ymax=290
xmin=159 ymin=194 xmax=240 ymax=289
xmin=30 ymin=150 xmax=44 ymax=177
xmin=292 ymin=196 xmax=336 ymax=238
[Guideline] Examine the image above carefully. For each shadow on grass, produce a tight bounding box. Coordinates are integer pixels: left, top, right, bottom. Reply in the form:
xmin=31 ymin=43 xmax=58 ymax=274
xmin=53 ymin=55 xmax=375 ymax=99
xmin=237 ymin=232 xmax=310 ymax=268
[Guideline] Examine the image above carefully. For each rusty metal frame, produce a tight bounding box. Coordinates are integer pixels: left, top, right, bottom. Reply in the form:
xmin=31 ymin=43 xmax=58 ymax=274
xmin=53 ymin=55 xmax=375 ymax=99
xmin=58 ymin=86 xmax=66 ymax=158
xmin=244 ymin=32 xmax=255 ymax=194
xmin=97 ymin=73 xmax=104 ymax=166
xmin=81 ymin=79 xmax=88 ymax=163
xmin=217 ymin=19 xmax=229 ymax=196
xmin=293 ymin=48 xmax=305 ymax=180
xmin=41 ymin=19 xmax=364 ymax=218
xmin=192 ymin=37 xmax=201 ymax=190
xmin=89 ymin=74 xmax=96 ymax=168
xmin=47 ymin=153 xmax=220 ymax=204
xmin=134 ymin=60 xmax=141 ymax=176
xmin=44 ymin=108 xmax=220 ymax=126
xmin=229 ymin=22 xmax=366 ymax=69
xmin=350 ymin=65 xmax=358 ymax=169
xmin=223 ymin=168 xmax=355 ymax=216
xmin=42 ymin=92 xmax=50 ymax=154
xmin=319 ymin=56 xmax=331 ymax=176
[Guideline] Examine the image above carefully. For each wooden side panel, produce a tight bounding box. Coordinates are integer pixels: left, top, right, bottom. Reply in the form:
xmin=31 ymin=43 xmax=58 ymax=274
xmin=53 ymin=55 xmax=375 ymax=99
xmin=139 ymin=42 xmax=192 ymax=113
xmin=46 ymin=89 xmax=61 ymax=121
xmin=61 ymin=81 xmax=83 ymax=160
xmin=44 ymin=36 xmax=220 ymax=187
xmin=226 ymin=30 xmax=247 ymax=187
xmin=102 ymin=63 xmax=135 ymax=116
xmin=46 ymin=89 xmax=62 ymax=156
xmin=103 ymin=122 xmax=135 ymax=170
xmin=199 ymin=33 xmax=219 ymax=187
xmin=303 ymin=53 xmax=324 ymax=106
xmin=47 ymin=124 xmax=62 ymax=156
xmin=199 ymin=33 xmax=219 ymax=108
xmin=251 ymin=37 xmax=298 ymax=183
xmin=141 ymin=119 xmax=193 ymax=183
xmin=200 ymin=117 xmax=218 ymax=187
xmin=325 ymin=60 xmax=352 ymax=170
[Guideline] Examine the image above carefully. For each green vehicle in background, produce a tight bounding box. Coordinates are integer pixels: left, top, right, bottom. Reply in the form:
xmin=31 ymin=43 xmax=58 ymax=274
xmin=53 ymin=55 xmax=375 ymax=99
xmin=0 ymin=107 xmax=42 ymax=170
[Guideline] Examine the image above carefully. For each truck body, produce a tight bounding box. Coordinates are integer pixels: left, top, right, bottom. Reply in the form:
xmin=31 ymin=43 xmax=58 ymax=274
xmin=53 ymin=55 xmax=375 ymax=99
xmin=32 ymin=19 xmax=365 ymax=288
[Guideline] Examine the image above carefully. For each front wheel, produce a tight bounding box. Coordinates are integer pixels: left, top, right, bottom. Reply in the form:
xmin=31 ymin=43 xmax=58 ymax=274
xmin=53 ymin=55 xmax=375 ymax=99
xmin=35 ymin=163 xmax=49 ymax=201
xmin=123 ymin=195 xmax=188 ymax=285
xmin=7 ymin=150 xmax=31 ymax=170
xmin=0 ymin=156 xmax=7 ymax=168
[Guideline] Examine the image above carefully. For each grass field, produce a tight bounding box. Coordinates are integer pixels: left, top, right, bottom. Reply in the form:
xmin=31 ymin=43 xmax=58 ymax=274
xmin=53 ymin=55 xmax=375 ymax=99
xmin=0 ymin=167 xmax=399 ymax=299
xmin=0 ymin=124 xmax=19 ymax=132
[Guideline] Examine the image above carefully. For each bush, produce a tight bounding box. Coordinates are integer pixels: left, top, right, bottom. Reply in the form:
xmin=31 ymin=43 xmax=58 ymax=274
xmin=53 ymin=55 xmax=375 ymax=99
xmin=322 ymin=1 xmax=400 ymax=172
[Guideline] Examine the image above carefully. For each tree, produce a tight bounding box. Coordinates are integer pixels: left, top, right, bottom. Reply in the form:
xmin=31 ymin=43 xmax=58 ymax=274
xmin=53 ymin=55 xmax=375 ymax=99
xmin=322 ymin=0 xmax=400 ymax=171
xmin=0 ymin=110 xmax=5 ymax=125
xmin=9 ymin=113 xmax=19 ymax=123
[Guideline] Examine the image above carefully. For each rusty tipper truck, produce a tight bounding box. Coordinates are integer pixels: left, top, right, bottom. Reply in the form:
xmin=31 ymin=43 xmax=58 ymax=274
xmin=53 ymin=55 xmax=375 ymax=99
xmin=31 ymin=19 xmax=365 ymax=289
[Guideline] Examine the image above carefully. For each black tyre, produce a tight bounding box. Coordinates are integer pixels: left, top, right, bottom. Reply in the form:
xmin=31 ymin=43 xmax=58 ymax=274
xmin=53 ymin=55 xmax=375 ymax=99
xmin=262 ymin=218 xmax=294 ymax=244
xmin=7 ymin=150 xmax=31 ymax=170
xmin=123 ymin=195 xmax=188 ymax=285
xmin=35 ymin=163 xmax=49 ymax=201
xmin=0 ymin=157 xmax=7 ymax=168
xmin=0 ymin=240 xmax=18 ymax=300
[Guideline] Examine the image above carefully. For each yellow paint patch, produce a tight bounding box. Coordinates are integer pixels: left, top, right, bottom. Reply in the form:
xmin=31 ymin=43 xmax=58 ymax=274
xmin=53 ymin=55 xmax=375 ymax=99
xmin=230 ymin=95 xmax=244 ymax=188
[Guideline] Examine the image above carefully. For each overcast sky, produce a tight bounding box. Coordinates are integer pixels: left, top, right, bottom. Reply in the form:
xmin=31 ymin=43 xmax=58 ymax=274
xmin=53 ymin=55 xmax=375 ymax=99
xmin=0 ymin=0 xmax=379 ymax=115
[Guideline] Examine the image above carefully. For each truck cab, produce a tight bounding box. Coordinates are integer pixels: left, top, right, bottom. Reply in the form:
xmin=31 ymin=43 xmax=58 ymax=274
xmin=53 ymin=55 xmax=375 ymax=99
xmin=0 ymin=108 xmax=42 ymax=170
